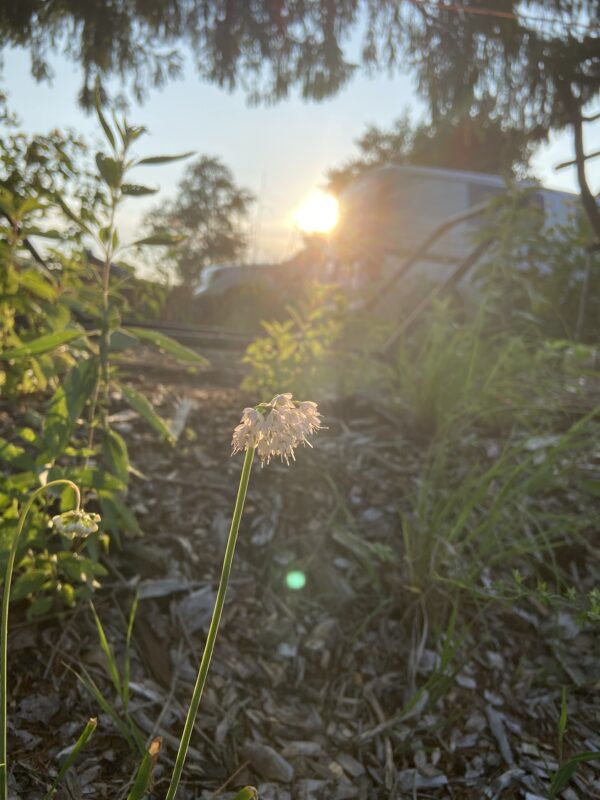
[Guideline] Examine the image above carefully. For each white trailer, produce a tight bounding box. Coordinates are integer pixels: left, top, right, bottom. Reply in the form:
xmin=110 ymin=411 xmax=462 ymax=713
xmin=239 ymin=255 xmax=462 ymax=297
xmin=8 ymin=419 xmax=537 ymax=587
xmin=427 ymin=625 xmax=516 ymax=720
xmin=332 ymin=164 xmax=579 ymax=288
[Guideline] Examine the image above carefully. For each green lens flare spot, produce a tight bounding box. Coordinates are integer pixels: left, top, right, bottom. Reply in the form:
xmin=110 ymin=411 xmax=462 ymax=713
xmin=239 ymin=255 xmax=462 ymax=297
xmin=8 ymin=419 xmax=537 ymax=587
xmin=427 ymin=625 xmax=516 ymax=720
xmin=286 ymin=570 xmax=306 ymax=590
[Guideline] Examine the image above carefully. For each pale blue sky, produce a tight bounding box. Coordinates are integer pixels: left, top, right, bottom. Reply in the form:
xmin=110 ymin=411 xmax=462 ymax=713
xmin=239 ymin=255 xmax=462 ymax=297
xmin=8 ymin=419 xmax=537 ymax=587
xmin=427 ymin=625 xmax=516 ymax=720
xmin=3 ymin=46 xmax=599 ymax=265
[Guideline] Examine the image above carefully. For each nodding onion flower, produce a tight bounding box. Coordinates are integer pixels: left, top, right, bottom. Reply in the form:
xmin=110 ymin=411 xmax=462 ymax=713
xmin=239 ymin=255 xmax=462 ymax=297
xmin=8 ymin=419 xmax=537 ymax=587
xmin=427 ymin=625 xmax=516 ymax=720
xmin=232 ymin=393 xmax=322 ymax=465
xmin=51 ymin=509 xmax=101 ymax=539
xmin=167 ymin=395 xmax=322 ymax=799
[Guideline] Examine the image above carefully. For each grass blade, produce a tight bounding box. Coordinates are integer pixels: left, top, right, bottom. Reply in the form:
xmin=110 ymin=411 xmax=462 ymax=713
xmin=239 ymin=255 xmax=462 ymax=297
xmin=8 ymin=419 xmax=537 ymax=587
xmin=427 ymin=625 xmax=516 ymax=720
xmin=127 ymin=737 xmax=162 ymax=800
xmin=43 ymin=717 xmax=97 ymax=800
xmin=550 ymin=751 xmax=600 ymax=797
xmin=67 ymin=663 xmax=143 ymax=754
xmin=123 ymin=591 xmax=139 ymax=714
xmin=558 ymin=686 xmax=568 ymax=761
xmin=90 ymin=603 xmax=122 ymax=697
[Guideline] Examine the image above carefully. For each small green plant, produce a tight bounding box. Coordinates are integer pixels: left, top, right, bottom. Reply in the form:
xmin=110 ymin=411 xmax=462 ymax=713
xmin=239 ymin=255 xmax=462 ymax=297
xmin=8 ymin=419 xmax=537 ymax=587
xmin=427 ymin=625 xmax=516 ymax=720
xmin=550 ymin=751 xmax=600 ymax=798
xmin=549 ymin=687 xmax=600 ymax=800
xmin=475 ymin=185 xmax=599 ymax=342
xmin=400 ymin=410 xmax=599 ymax=610
xmin=242 ymin=281 xmax=345 ymax=398
xmin=389 ymin=299 xmax=562 ymax=439
xmin=70 ymin=598 xmax=145 ymax=755
xmin=0 ymin=119 xmax=101 ymax=398
xmin=0 ymin=479 xmax=100 ymax=800
xmin=0 ymin=186 xmax=75 ymax=397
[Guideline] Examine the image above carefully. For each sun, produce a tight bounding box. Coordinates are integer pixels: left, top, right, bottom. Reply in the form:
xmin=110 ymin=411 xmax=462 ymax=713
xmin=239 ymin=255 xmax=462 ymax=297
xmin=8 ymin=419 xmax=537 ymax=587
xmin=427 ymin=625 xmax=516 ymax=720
xmin=292 ymin=191 xmax=339 ymax=235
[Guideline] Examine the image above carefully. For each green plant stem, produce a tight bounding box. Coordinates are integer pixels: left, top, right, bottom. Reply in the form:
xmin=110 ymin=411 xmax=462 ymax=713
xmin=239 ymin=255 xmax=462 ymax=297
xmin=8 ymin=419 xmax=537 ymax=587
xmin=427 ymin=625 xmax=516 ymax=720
xmin=165 ymin=447 xmax=255 ymax=800
xmin=0 ymin=479 xmax=80 ymax=800
xmin=89 ymin=177 xmax=120 ymax=453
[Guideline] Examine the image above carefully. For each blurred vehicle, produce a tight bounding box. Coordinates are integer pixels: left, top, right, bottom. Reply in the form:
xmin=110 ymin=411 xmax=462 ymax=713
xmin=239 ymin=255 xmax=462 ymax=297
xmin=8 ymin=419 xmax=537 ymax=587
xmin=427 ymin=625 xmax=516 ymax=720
xmin=192 ymin=242 xmax=333 ymax=329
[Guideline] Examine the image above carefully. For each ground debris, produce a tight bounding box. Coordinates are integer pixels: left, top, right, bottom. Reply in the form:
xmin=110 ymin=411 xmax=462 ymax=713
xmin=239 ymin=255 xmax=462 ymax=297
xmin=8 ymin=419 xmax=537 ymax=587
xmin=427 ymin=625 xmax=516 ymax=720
xmin=3 ymin=369 xmax=599 ymax=799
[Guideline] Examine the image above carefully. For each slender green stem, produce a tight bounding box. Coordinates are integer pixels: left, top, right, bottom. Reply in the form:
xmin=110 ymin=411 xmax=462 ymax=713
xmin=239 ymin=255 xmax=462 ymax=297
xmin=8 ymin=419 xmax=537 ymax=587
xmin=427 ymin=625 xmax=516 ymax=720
xmin=0 ymin=479 xmax=80 ymax=800
xmin=165 ymin=447 xmax=255 ymax=800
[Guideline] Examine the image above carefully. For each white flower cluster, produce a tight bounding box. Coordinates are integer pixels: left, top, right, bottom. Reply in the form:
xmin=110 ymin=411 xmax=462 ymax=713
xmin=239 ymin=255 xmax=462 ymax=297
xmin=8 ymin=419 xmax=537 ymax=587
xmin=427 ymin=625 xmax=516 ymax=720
xmin=232 ymin=393 xmax=322 ymax=465
xmin=51 ymin=509 xmax=101 ymax=539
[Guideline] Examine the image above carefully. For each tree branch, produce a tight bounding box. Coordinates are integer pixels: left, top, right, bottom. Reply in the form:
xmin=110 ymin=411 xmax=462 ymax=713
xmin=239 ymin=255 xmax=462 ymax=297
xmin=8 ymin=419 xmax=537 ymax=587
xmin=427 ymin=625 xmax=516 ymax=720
xmin=562 ymin=87 xmax=600 ymax=243
xmin=0 ymin=209 xmax=54 ymax=275
xmin=555 ymin=148 xmax=600 ymax=171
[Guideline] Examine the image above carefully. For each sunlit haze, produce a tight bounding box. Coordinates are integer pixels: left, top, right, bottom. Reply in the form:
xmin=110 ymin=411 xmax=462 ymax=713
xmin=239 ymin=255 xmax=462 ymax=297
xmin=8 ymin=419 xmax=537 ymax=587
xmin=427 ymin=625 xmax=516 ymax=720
xmin=292 ymin=192 xmax=339 ymax=235
xmin=3 ymin=47 xmax=599 ymax=271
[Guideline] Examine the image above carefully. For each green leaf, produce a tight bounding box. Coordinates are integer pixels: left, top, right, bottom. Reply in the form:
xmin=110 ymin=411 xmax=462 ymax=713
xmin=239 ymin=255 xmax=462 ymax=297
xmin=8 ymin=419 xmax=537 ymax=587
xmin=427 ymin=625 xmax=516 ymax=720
xmin=135 ymin=152 xmax=194 ymax=166
xmin=43 ymin=357 xmax=98 ymax=458
xmin=19 ymin=269 xmax=57 ymax=301
xmin=21 ymin=226 xmax=64 ymax=240
xmin=11 ymin=568 xmax=51 ymax=601
xmin=123 ymin=124 xmax=147 ymax=144
xmin=0 ymin=438 xmax=32 ymax=470
xmin=125 ymin=327 xmax=209 ymax=365
xmin=123 ymin=591 xmax=139 ymax=713
xmin=102 ymin=428 xmax=130 ymax=483
xmin=130 ymin=232 xmax=185 ymax=247
xmin=0 ymin=329 xmax=83 ymax=360
xmin=49 ymin=466 xmax=125 ymax=492
xmin=96 ymin=92 xmax=116 ymax=150
xmin=27 ymin=594 xmax=54 ymax=618
xmin=109 ymin=328 xmax=139 ymax=353
xmin=96 ymin=153 xmax=122 ymax=189
xmin=127 ymin=738 xmax=162 ymax=800
xmin=98 ymin=492 xmax=142 ymax=537
xmin=0 ymin=188 xmax=16 ymax=216
xmin=550 ymin=751 xmax=600 ymax=797
xmin=121 ymin=184 xmax=159 ymax=196
xmin=54 ymin=195 xmax=93 ymax=236
xmin=558 ymin=685 xmax=568 ymax=747
xmin=57 ymin=552 xmax=108 ymax=583
xmin=14 ymin=196 xmax=43 ymax=218
xmin=121 ymin=385 xmax=174 ymax=442
xmin=43 ymin=717 xmax=97 ymax=800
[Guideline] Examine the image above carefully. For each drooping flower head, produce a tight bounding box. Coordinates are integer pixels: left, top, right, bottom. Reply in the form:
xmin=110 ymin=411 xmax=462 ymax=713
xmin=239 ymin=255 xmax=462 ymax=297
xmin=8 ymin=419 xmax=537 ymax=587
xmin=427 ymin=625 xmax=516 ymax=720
xmin=51 ymin=509 xmax=101 ymax=539
xmin=232 ymin=393 xmax=322 ymax=465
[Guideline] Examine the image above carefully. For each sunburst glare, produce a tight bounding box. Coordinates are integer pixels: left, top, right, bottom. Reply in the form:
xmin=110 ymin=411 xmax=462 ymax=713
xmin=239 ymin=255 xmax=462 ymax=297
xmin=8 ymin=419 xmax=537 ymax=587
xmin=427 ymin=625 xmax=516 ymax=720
xmin=292 ymin=191 xmax=339 ymax=234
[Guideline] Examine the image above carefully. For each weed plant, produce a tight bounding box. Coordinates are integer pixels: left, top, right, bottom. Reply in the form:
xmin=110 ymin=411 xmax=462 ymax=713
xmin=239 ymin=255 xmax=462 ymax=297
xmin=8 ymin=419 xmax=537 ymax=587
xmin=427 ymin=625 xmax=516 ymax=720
xmin=474 ymin=184 xmax=599 ymax=343
xmin=0 ymin=98 xmax=207 ymax=616
xmin=242 ymin=281 xmax=347 ymax=399
xmin=401 ymin=412 xmax=599 ymax=604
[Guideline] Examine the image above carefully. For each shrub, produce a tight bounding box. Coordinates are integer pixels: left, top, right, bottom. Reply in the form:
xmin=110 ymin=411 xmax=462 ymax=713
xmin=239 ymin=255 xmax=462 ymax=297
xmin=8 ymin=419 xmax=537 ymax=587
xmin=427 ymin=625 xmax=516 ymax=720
xmin=241 ymin=281 xmax=346 ymax=398
xmin=474 ymin=185 xmax=599 ymax=342
xmin=0 ymin=100 xmax=207 ymax=615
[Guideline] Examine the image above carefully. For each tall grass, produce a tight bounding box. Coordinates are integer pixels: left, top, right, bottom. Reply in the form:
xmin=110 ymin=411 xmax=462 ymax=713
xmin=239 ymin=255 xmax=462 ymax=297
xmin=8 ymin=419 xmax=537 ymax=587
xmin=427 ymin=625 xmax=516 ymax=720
xmin=401 ymin=411 xmax=599 ymax=608
xmin=389 ymin=299 xmax=565 ymax=440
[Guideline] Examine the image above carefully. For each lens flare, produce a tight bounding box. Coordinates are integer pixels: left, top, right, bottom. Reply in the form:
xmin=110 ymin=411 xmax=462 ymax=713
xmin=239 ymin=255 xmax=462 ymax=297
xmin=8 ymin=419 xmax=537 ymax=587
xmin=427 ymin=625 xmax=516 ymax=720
xmin=285 ymin=570 xmax=306 ymax=590
xmin=292 ymin=192 xmax=339 ymax=234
